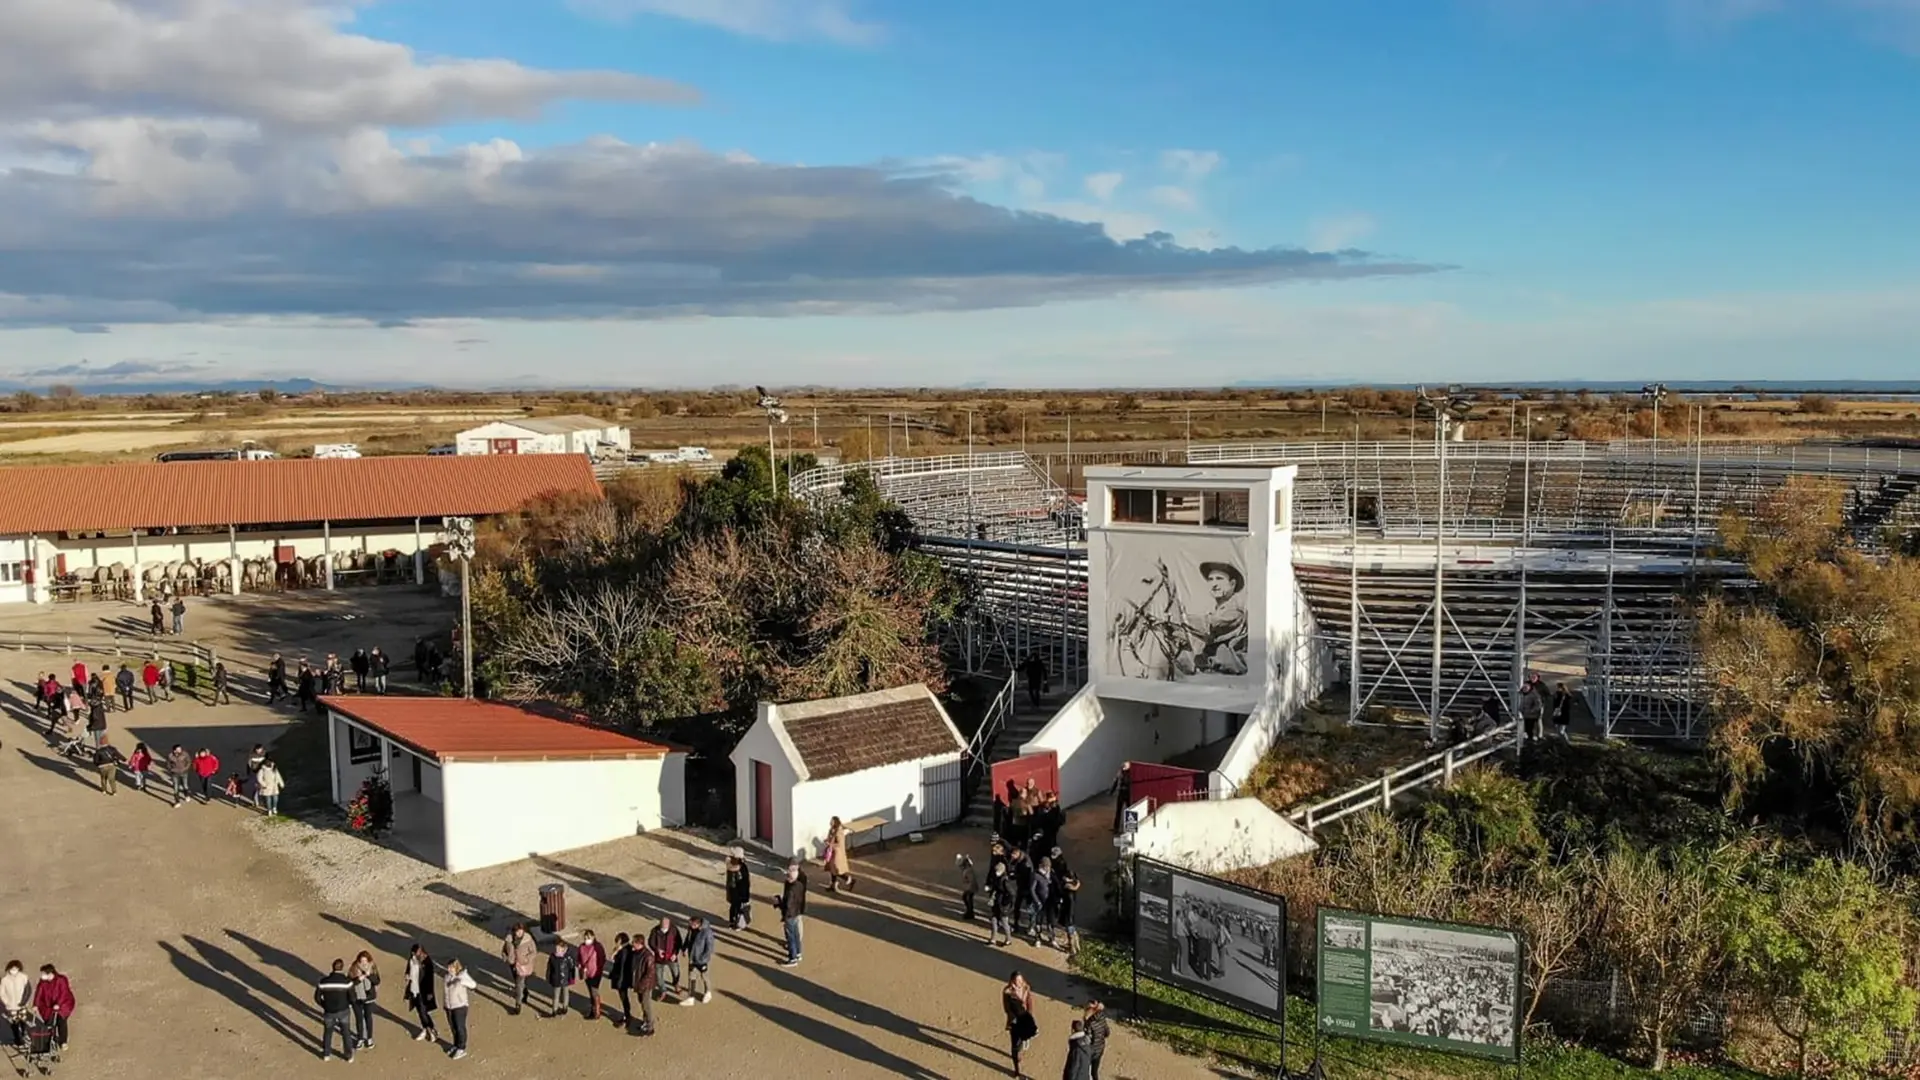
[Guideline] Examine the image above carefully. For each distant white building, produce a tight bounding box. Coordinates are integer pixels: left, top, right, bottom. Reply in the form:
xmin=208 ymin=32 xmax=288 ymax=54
xmin=455 ymin=415 xmax=631 ymax=458
xmin=729 ymin=684 xmax=966 ymax=862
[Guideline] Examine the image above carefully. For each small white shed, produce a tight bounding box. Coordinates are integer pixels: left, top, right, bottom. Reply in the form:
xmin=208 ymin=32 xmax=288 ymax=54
xmin=324 ymin=696 xmax=686 ymax=873
xmin=730 ymin=684 xmax=967 ymax=862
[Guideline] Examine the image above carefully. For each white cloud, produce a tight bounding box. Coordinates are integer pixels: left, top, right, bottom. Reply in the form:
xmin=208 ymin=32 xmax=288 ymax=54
xmin=1308 ymin=213 xmax=1378 ymax=252
xmin=1083 ymin=171 xmax=1124 ymax=201
xmin=1160 ymin=149 xmax=1223 ymax=181
xmin=568 ymin=0 xmax=883 ymax=44
xmin=0 ymin=0 xmax=694 ymax=132
xmin=1148 ymin=185 xmax=1197 ymax=212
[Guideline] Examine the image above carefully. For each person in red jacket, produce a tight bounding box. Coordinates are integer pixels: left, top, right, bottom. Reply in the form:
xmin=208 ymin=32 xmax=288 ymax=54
xmin=192 ymin=748 xmax=220 ymax=804
xmin=576 ymin=930 xmax=607 ymax=1021
xmin=70 ymin=661 xmax=87 ymax=697
xmin=141 ymin=660 xmax=161 ymax=705
xmin=33 ymin=964 xmax=74 ymax=1052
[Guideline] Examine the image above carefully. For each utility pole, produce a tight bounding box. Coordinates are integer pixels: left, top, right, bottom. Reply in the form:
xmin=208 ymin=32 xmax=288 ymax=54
xmin=442 ymin=517 xmax=476 ymax=699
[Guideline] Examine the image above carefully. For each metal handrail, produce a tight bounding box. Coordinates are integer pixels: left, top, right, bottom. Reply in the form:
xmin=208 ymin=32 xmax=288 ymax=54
xmin=1286 ymin=721 xmax=1519 ymax=834
xmin=961 ymin=672 xmax=1019 ymax=778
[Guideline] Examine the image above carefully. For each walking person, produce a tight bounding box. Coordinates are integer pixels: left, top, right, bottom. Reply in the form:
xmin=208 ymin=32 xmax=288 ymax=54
xmin=128 ymin=742 xmax=153 ymax=793
xmin=211 ymin=661 xmax=232 ymax=705
xmin=1055 ymin=859 xmax=1082 ymax=958
xmin=1022 ymin=652 xmax=1048 ymax=708
xmin=647 ymin=917 xmax=682 ymax=1002
xmin=577 ymin=930 xmax=607 ymax=1021
xmin=157 ymin=658 xmax=173 ymax=701
xmin=31 ymin=965 xmax=74 ymax=1055
xmin=725 ymin=847 xmax=754 ymax=929
xmin=244 ymin=745 xmax=267 ymax=807
xmin=297 ymin=661 xmax=318 ymax=713
xmin=1552 ymin=681 xmax=1576 ymax=742
xmin=1 ymin=961 xmax=29 ymax=1048
xmin=257 ymin=758 xmax=285 ymax=816
xmin=774 ymin=860 xmax=808 ymax=967
xmin=170 ymin=596 xmax=186 ymax=636
xmin=70 ymin=660 xmax=87 ymax=699
xmin=631 ymin=934 xmax=659 ymax=1036
xmin=822 ymin=816 xmax=857 ymax=892
xmin=94 ymin=737 xmax=120 ymax=794
xmin=114 ymin=663 xmax=136 ymax=711
xmin=141 ymin=660 xmax=161 ymax=704
xmin=1083 ymin=1001 xmax=1110 ymax=1080
xmin=266 ymin=654 xmax=287 ymax=705
xmin=681 ymin=914 xmax=714 ymax=1005
xmin=1062 ymin=1019 xmax=1094 ymax=1080
xmin=501 ymin=923 xmax=536 ymax=1015
xmin=166 ymin=744 xmax=192 ymax=808
xmin=351 ymin=648 xmax=370 ymax=693
xmin=958 ymin=853 xmax=979 ymax=921
xmin=544 ymin=939 xmax=577 ymax=1019
xmin=369 ymin=647 xmax=390 ymax=694
xmin=1028 ymin=856 xmax=1054 ymax=947
xmin=607 ymin=933 xmax=637 ymax=1030
xmin=404 ymin=944 xmax=439 ymax=1043
xmin=193 ymin=747 xmax=220 ymax=803
xmin=442 ymin=958 xmax=475 ymax=1060
xmin=149 ymin=599 xmax=165 ymax=636
xmin=349 ymin=950 xmax=381 ymax=1050
xmin=1002 ymin=971 xmax=1038 ymax=1079
xmin=315 ymin=959 xmax=356 ymax=1062
xmin=85 ymin=692 xmax=108 ymax=749
xmin=1519 ymin=672 xmax=1547 ymax=741
xmin=987 ymin=862 xmax=1015 ymax=946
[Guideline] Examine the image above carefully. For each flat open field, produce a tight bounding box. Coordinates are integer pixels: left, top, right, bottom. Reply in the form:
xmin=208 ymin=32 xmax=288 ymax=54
xmin=0 ymin=588 xmax=1213 ymax=1080
xmin=2 ymin=388 xmax=1918 ymax=465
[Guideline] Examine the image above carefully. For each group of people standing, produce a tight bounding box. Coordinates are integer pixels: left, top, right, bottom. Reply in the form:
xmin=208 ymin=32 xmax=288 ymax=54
xmin=2 ymin=961 xmax=76 ymax=1058
xmin=1000 ymin=973 xmax=1109 ymax=1080
xmin=265 ymin=647 xmax=391 ymax=712
xmin=146 ymin=595 xmax=188 ymax=637
xmin=315 ymin=948 xmax=474 ymax=1062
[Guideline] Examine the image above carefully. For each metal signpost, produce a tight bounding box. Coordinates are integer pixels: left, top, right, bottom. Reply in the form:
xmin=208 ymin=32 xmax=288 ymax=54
xmin=1131 ymin=857 xmax=1289 ymax=1071
xmin=1315 ymin=906 xmax=1524 ymax=1068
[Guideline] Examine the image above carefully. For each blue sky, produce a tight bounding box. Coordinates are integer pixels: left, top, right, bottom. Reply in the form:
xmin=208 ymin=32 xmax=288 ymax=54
xmin=2 ymin=0 xmax=1918 ymax=387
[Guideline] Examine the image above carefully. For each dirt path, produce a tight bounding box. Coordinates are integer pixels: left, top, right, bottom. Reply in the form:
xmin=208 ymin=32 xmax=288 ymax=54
xmin=0 ymin=593 xmax=1227 ymax=1080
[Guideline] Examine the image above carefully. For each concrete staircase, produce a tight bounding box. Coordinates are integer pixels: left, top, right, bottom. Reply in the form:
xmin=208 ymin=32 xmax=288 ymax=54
xmin=960 ymin=689 xmax=1069 ymax=828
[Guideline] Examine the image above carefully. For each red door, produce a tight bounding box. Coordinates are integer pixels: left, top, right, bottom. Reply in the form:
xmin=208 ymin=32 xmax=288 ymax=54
xmin=490 ymin=439 xmax=519 ymax=454
xmin=752 ymin=760 xmax=774 ymax=843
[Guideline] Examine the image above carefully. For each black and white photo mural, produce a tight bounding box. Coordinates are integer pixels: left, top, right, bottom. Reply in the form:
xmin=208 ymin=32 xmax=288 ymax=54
xmin=1105 ymin=533 xmax=1256 ymax=687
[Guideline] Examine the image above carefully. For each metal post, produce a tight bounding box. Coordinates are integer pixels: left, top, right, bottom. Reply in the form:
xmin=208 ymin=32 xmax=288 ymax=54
xmin=1065 ymin=416 xmax=1073 ymax=494
xmin=1600 ymin=531 xmax=1616 ymax=738
xmin=461 ymin=557 xmax=473 ymax=699
xmin=131 ymin=529 xmax=143 ymax=602
xmin=229 ymin=524 xmax=241 ymax=595
xmin=768 ymin=420 xmax=777 ymax=500
xmin=413 ymin=517 xmax=424 ymax=585
xmin=1185 ymin=409 xmax=1192 ymax=458
xmin=322 ymin=520 xmax=334 ymax=591
xmin=812 ymin=409 xmax=819 ymax=448
xmin=1348 ymin=431 xmax=1360 ymax=725
xmin=1513 ymin=430 xmax=1531 ymax=752
xmin=1690 ymin=407 xmax=1703 ymax=574
xmin=887 ymin=413 xmax=894 ymax=458
xmin=327 ymin=707 xmax=341 ymax=805
xmin=1431 ymin=415 xmax=1447 ymax=741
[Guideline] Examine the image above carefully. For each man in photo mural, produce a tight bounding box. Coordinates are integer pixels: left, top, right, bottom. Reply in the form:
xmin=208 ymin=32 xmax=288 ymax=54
xmin=1176 ymin=562 xmax=1248 ymax=677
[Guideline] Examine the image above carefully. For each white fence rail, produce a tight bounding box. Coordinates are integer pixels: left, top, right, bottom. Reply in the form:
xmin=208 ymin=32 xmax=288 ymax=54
xmin=1287 ymin=721 xmax=1519 ymax=833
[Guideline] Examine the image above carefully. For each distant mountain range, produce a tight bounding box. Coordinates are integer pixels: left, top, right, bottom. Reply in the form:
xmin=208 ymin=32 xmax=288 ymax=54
xmin=0 ymin=376 xmax=364 ymax=396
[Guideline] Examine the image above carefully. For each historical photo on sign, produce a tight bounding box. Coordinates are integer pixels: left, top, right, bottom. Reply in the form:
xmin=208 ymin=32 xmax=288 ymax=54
xmin=1322 ymin=917 xmax=1365 ymax=952
xmin=1367 ymin=920 xmax=1519 ymax=1050
xmin=1106 ymin=534 xmax=1253 ymax=684
xmin=1169 ymin=873 xmax=1284 ymax=1011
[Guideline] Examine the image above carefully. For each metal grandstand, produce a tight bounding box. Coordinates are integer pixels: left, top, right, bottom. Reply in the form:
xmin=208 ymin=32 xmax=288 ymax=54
xmin=795 ymin=438 xmax=1920 ymax=741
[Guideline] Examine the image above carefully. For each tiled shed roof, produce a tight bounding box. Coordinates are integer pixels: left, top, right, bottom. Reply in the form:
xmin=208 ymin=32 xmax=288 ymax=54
xmin=323 ymin=696 xmax=671 ymax=763
xmin=775 ymin=684 xmax=964 ymax=781
xmin=0 ymin=454 xmax=601 ymax=534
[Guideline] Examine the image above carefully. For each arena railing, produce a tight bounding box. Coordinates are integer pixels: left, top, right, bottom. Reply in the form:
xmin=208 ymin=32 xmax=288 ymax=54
xmin=1287 ymin=720 xmax=1520 ymax=834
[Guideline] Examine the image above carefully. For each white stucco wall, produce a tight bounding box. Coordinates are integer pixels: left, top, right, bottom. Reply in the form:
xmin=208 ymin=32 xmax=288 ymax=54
xmin=439 ymin=757 xmax=665 ymax=873
xmin=730 ymin=713 xmax=801 ymax=856
xmin=660 ymin=752 xmax=688 ymax=827
xmin=1125 ymin=797 xmax=1318 ymax=875
xmin=40 ymin=527 xmax=428 ymax=572
xmin=787 ymin=752 xmax=962 ymax=862
xmin=1021 ymin=688 xmax=1208 ymax=808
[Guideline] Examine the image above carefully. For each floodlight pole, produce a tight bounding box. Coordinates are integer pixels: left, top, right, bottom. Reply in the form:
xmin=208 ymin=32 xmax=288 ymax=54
xmin=768 ymin=418 xmax=777 ymax=500
xmin=460 ymin=557 xmax=473 ymax=699
xmin=1431 ymin=414 xmax=1447 ymax=743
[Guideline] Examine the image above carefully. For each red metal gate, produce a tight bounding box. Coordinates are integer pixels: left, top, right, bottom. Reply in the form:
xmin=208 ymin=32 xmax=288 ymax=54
xmin=1125 ymin=761 xmax=1206 ymax=813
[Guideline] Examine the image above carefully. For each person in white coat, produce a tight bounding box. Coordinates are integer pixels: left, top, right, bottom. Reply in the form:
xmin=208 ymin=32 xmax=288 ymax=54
xmin=1 ymin=961 xmax=31 ymax=1047
xmin=442 ymin=958 xmax=476 ymax=1060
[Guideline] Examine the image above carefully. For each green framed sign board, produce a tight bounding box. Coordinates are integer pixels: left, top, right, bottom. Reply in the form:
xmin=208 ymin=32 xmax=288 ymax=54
xmin=1315 ymin=907 xmax=1523 ymax=1063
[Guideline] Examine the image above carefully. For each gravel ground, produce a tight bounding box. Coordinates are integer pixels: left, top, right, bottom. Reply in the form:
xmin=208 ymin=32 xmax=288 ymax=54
xmin=0 ymin=591 xmax=1232 ymax=1080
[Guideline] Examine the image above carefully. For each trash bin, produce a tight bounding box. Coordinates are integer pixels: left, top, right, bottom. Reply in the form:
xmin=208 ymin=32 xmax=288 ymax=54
xmin=539 ymin=883 xmax=567 ymax=935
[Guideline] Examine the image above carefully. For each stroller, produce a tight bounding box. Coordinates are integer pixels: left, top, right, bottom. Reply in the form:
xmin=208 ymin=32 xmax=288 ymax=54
xmin=6 ymin=1012 xmax=60 ymax=1076
xmin=46 ymin=717 xmax=90 ymax=764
